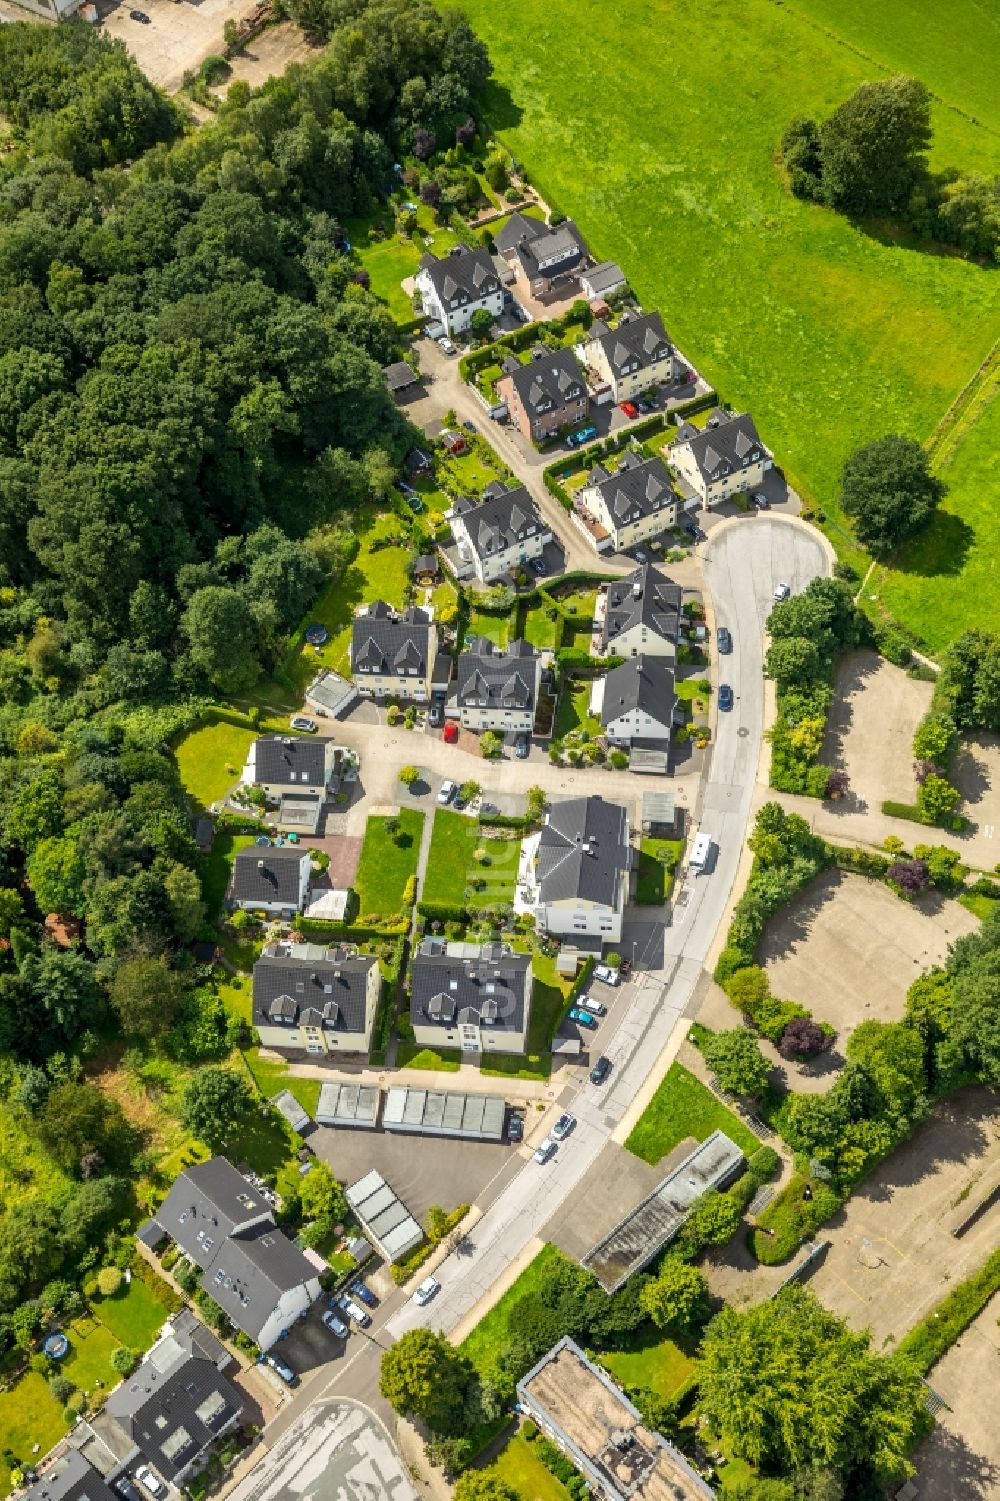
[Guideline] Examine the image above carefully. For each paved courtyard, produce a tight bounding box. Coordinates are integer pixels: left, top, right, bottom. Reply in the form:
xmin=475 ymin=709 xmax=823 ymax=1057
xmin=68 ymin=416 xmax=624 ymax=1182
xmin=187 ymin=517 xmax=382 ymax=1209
xmin=820 ymin=648 xmax=932 ymax=812
xmin=758 ymin=869 xmax=978 ymax=1051
xmin=913 ymin=1291 xmax=1000 ymax=1499
xmin=228 ymin=1400 xmax=417 ymax=1501
xmin=99 ymin=0 xmax=254 ymax=93
xmin=953 ymin=734 xmax=1000 ymax=846
xmin=213 ymin=21 xmax=320 ymax=92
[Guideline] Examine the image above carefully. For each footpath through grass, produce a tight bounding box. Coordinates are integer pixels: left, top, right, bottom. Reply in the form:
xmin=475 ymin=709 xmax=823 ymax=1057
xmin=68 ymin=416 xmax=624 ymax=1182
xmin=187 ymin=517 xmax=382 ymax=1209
xmin=625 ymin=1060 xmax=760 ymax=1164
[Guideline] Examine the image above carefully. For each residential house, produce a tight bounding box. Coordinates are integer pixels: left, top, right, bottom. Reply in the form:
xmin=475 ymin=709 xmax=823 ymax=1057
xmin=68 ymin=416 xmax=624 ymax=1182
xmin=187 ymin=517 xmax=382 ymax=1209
xmin=670 ymin=408 xmax=768 ymax=508
xmin=415 ymin=245 xmax=503 ymax=336
xmin=516 ymin=796 xmax=631 ymax=945
xmin=578 ymin=261 xmax=627 ymax=301
xmin=252 ymin=940 xmax=381 ymax=1056
xmin=350 ymin=601 xmax=437 ymax=702
xmin=578 ymin=452 xmax=677 ymax=554
xmin=450 ymin=485 xmax=550 ymax=581
xmin=455 ymin=638 xmax=540 ymax=733
xmin=228 ymin=847 xmax=311 ymax=916
xmin=494 ymin=213 xmax=590 ymax=297
xmin=498 ymin=348 xmax=589 ymax=442
xmin=600 ymin=565 xmax=683 ymax=661
xmin=23 ymin=1449 xmax=120 ymax=1501
xmin=584 ymin=310 xmax=680 ymax=402
xmin=594 ymin=656 xmax=678 ymax=747
xmin=517 ymin=1337 xmax=715 ymax=1501
xmin=410 ymin=938 xmax=533 ymax=1055
xmin=80 ymin=1311 xmax=244 ymax=1496
xmin=241 ymin=736 xmax=337 ymax=802
xmin=143 ymin=1158 xmax=322 ymax=1352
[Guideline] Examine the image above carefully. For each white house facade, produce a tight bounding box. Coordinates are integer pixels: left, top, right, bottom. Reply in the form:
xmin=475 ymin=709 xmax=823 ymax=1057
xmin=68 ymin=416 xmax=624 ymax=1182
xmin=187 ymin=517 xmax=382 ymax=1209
xmin=584 ymin=310 xmax=680 ymax=401
xmin=670 ymin=408 xmax=768 ymax=508
xmin=579 ymin=451 xmax=678 ymax=553
xmin=416 ymin=245 xmax=503 ymax=336
xmin=450 ymin=485 xmax=550 ymax=582
xmin=454 ymin=637 xmax=540 ymax=732
xmin=516 ymin=796 xmax=630 ymax=945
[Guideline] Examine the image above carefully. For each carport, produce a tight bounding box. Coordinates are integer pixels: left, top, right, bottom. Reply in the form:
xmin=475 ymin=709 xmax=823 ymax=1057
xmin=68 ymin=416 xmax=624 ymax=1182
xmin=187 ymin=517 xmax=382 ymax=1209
xmin=346 ymin=1170 xmax=423 ymax=1262
xmin=382 ymin=1086 xmax=505 ymax=1141
xmin=272 ymin=1089 xmax=314 ymax=1137
xmin=317 ymin=1081 xmax=381 ymax=1129
xmin=629 ymin=746 xmax=670 ymax=775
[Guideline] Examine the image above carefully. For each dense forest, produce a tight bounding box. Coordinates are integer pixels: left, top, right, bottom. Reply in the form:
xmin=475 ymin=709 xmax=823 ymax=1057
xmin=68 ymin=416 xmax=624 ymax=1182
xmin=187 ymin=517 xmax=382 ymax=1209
xmin=0 ymin=4 xmax=488 ymax=1327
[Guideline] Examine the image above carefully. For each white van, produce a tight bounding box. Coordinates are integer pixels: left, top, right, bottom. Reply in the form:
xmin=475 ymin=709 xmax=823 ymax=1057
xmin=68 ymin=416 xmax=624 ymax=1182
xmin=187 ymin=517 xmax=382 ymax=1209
xmin=690 ymin=832 xmax=714 ymax=873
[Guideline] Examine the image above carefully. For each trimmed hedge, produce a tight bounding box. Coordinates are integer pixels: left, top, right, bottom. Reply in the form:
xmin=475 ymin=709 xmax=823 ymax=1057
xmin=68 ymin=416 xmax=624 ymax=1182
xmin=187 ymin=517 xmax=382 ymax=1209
xmin=417 ymin=899 xmax=471 ymax=923
xmin=480 ymin=813 xmax=531 ymax=830
xmin=882 ymin=799 xmax=968 ymax=833
xmin=667 ymin=390 xmax=719 ymax=422
xmin=826 ymin=843 xmax=891 ymax=880
xmin=897 ymin=1246 xmax=1000 ymax=1373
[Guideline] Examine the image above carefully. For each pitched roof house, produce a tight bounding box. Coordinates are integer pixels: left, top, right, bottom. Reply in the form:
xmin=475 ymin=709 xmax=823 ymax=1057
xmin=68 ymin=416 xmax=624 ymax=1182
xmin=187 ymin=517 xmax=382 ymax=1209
xmin=670 ymin=408 xmax=768 ymax=507
xmin=252 ymin=940 xmax=381 ymax=1056
xmin=596 ymin=656 xmax=679 ymax=748
xmin=23 ymin=1448 xmax=120 ymax=1501
xmin=517 ymin=796 xmax=631 ymax=944
xmin=600 ymin=564 xmax=683 ymax=660
xmin=228 ymin=846 xmax=311 ymax=915
xmin=495 ymin=213 xmax=591 ymax=295
xmin=415 ymin=245 xmax=503 ymax=335
xmin=350 ymin=601 xmax=437 ymax=701
xmin=455 ymin=637 xmax=541 ymax=731
xmin=241 ymin=736 xmax=335 ymax=799
xmin=142 ymin=1158 xmax=321 ymax=1352
xmin=584 ymin=310 xmax=679 ymax=400
xmin=579 ymin=452 xmax=677 ymax=553
xmin=578 ymin=261 xmax=627 ymax=300
xmin=410 ymin=938 xmax=533 ymax=1055
xmin=498 ymin=347 xmax=589 ymax=441
xmin=449 ymin=485 xmax=551 ymax=581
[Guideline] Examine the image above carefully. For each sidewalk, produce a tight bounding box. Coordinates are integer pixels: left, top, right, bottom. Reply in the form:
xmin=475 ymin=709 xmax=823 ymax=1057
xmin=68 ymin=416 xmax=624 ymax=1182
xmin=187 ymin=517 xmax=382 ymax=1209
xmin=282 ymin=1055 xmax=561 ymax=1102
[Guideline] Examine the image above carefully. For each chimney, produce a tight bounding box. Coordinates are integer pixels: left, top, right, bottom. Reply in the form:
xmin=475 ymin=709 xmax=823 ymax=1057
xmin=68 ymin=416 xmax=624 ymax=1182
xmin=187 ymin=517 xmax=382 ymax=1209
xmin=257 ymin=859 xmax=265 ymax=869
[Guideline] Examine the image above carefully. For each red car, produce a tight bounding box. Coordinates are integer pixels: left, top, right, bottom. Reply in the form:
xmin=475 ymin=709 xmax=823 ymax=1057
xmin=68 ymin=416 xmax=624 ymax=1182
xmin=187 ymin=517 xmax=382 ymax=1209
xmin=620 ymin=401 xmax=639 ymax=419
xmin=443 ymin=723 xmax=459 ymax=744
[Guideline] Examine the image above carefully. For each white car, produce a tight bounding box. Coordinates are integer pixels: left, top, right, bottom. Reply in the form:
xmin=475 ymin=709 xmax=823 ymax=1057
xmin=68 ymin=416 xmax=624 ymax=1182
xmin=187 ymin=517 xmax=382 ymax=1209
xmin=135 ymin=1470 xmax=162 ymax=1498
xmin=534 ymin=1137 xmax=556 ymax=1164
xmin=594 ymin=964 xmax=620 ymax=986
xmin=322 ymin=1309 xmax=349 ymax=1338
xmin=437 ymin=780 xmax=456 ymax=805
xmin=579 ymin=994 xmax=607 ymax=1017
xmin=774 ymin=582 xmax=791 ymax=602
xmin=551 ymin=1112 xmax=576 ymax=1141
xmin=413 ymin=1276 xmax=441 ymax=1306
xmin=290 ymin=715 xmax=318 ymax=733
xmin=438 ymin=337 xmax=456 ymax=355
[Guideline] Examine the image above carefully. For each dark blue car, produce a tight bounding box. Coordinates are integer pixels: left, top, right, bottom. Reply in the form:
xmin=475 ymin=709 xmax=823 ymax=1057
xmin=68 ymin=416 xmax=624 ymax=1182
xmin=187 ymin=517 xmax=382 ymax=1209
xmin=718 ymin=684 xmax=734 ymax=711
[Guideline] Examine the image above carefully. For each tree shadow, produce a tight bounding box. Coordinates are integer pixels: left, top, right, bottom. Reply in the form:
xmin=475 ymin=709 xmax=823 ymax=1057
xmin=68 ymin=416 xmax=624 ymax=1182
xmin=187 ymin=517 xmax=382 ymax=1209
xmin=856 ymin=1087 xmax=997 ymax=1201
xmin=480 ymin=79 xmax=524 ymax=134
xmin=756 ymin=868 xmax=839 ymax=965
xmin=952 ymin=737 xmax=996 ymax=808
xmin=843 ymin=209 xmax=998 ymax=275
xmin=889 ymin=509 xmax=977 ymax=580
xmin=915 ymin=1414 xmax=1000 ymax=1499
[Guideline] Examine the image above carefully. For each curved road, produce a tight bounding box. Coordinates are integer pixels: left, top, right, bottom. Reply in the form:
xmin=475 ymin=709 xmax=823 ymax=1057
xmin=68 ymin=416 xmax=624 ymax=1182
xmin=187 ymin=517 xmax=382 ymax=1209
xmin=386 ymin=517 xmax=830 ymax=1342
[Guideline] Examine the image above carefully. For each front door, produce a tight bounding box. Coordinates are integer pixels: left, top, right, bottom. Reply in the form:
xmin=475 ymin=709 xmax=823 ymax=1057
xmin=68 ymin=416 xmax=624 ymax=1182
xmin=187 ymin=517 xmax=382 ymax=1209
xmin=459 ymin=1024 xmax=480 ymax=1053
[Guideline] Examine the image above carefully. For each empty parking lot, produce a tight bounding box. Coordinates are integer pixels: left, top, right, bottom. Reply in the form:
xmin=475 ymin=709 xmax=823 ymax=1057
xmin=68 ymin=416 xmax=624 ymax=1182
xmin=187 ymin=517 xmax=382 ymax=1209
xmin=100 ymin=0 xmax=256 ymax=93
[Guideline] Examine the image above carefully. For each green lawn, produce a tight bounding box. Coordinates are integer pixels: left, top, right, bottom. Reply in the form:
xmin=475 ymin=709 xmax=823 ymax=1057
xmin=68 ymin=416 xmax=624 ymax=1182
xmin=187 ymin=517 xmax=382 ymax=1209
xmin=460 ymin=1242 xmax=564 ymax=1374
xmin=216 ymin=973 xmax=253 ymax=1024
xmin=0 ymin=1372 xmax=67 ymax=1496
xmin=554 ymin=680 xmax=601 ymax=739
xmin=520 ymin=598 xmax=562 ymax=650
xmin=625 ymin=1061 xmax=760 ymax=1164
xmin=423 ymin=811 xmax=519 ymax=907
xmin=636 ymin=837 xmax=685 ymax=904
xmin=438 ymin=439 xmax=514 ymax=497
xmin=198 ymin=833 xmax=256 ymax=918
xmin=350 ymin=207 xmax=461 ymax=322
xmin=354 ymin=808 xmax=424 ymax=917
xmin=61 ymin=1315 xmax=123 ymax=1399
xmin=172 ymin=714 xmax=256 ymax=811
xmin=242 ymin=1049 xmax=322 ymax=1118
xmin=91 ymin=1278 xmax=172 ymax=1350
xmin=456 ymin=0 xmax=1000 ymax=581
xmin=601 ymin=1326 xmax=697 ymax=1399
xmin=467 ymin=608 xmax=510 ymax=647
xmin=491 ymin=1433 xmax=572 ymax=1501
xmin=397 ymin=1044 xmax=462 ymax=1071
xmin=871 ymin=387 xmax=1000 ymax=655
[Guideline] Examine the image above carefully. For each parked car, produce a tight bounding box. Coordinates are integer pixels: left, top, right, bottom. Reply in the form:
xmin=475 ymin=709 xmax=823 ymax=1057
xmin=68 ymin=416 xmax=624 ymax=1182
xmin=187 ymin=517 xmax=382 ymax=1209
xmin=533 ymin=1137 xmax=557 ymax=1164
xmin=114 ymin=1481 xmax=142 ymax=1501
xmin=129 ymin=7 xmax=150 ymax=19
xmin=751 ymin=491 xmax=770 ymax=509
xmin=717 ymin=626 xmax=733 ymax=654
xmin=566 ymin=425 xmax=598 ymax=449
xmin=462 ymin=420 xmax=477 ymax=433
xmin=774 ymin=582 xmax=791 ymax=602
xmin=443 ymin=723 xmax=459 ymax=744
xmin=594 ymin=964 xmax=620 ymax=986
xmin=438 ymin=780 xmax=456 ymax=805
xmin=718 ymin=683 xmax=734 ymax=711
xmin=620 ymin=400 xmax=639 ymax=419
xmin=341 ymin=1298 xmax=371 ymax=1328
xmin=290 ymin=715 xmax=318 ymax=733
xmin=135 ymin=1470 xmax=162 ymax=1497
xmin=633 ymin=548 xmax=649 ymax=563
xmin=413 ymin=1276 xmax=440 ymax=1306
xmin=551 ymin=1112 xmax=576 ymax=1141
xmin=578 ymin=994 xmax=606 ymax=1016
xmin=507 ymin=1113 xmax=524 ymax=1143
xmin=452 ymin=792 xmax=467 ymax=810
xmin=531 ymin=557 xmax=547 ymax=575
xmin=568 ymin=1006 xmax=598 ymax=1030
xmin=265 ymin=1353 xmax=297 ymax=1384
xmin=514 ymin=732 xmax=530 ymax=759
xmin=438 ymin=337 xmax=456 ymax=355
xmin=636 ymin=397 xmax=656 ymax=413
xmin=428 ymin=704 xmax=444 ymax=728
xmin=590 ymin=1055 xmax=613 ymax=1086
xmin=350 ymin=1280 xmax=378 ymax=1308
xmin=321 ymin=1309 xmax=349 ymax=1338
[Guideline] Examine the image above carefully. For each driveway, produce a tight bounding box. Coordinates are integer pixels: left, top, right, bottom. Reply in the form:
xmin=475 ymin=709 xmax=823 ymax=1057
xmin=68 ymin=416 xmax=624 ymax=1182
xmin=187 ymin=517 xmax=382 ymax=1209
xmin=383 ymin=517 xmax=830 ymax=1344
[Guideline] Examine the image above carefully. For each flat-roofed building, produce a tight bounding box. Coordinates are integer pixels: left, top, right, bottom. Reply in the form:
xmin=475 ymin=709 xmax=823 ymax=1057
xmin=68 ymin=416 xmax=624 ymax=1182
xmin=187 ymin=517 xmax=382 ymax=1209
xmin=316 ymin=1081 xmax=381 ymax=1128
xmin=345 ymin=1171 xmax=423 ymax=1262
xmin=518 ymin=1337 xmax=715 ymax=1500
xmin=382 ymin=1086 xmax=505 ymax=1140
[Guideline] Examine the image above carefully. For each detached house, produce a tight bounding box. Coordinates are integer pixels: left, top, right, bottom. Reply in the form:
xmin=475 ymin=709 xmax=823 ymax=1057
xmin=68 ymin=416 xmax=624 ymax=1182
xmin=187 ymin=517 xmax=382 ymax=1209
xmin=351 ymin=601 xmax=437 ymax=702
xmin=416 ymin=245 xmax=503 ymax=336
xmin=579 ymin=452 xmax=678 ymax=554
xmin=450 ymin=485 xmax=551 ymax=581
xmin=241 ymin=735 xmax=339 ymax=834
xmin=228 ymin=846 xmax=311 ymax=916
xmin=600 ymin=565 xmax=683 ymax=660
xmin=595 ymin=656 xmax=679 ymax=747
xmin=498 ymin=348 xmax=588 ymax=442
xmin=584 ymin=311 xmax=679 ymax=402
xmin=455 ymin=638 xmax=540 ymax=733
xmin=143 ymin=1157 xmax=322 ymax=1353
xmin=671 ymin=408 xmax=768 ymax=508
xmin=494 ymin=213 xmax=590 ymax=298
xmin=517 ymin=796 xmax=631 ymax=945
xmin=410 ymin=938 xmax=533 ymax=1056
xmin=253 ymin=940 xmax=381 ymax=1056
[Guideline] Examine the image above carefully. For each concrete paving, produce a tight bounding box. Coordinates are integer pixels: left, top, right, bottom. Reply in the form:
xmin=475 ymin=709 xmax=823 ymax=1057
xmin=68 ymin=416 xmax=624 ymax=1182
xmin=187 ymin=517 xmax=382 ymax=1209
xmin=227 ymin=1399 xmax=417 ymax=1501
xmin=913 ymin=1291 xmax=1000 ymax=1500
xmin=98 ymin=0 xmax=252 ymax=94
xmin=820 ymin=648 xmax=933 ymax=811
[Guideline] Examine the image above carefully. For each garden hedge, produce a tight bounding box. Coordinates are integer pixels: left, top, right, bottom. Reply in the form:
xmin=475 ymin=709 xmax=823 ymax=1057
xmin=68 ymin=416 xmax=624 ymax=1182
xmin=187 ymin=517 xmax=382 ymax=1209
xmin=896 ymin=1246 xmax=1000 ymax=1373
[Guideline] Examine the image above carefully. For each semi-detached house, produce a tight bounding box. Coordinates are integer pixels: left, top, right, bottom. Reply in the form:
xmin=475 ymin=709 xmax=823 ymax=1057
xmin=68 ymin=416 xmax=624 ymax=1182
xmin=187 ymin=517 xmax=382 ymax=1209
xmin=450 ymin=484 xmax=551 ymax=581
xmin=579 ymin=451 xmax=678 ymax=553
xmin=410 ymin=938 xmax=533 ymax=1055
xmin=252 ymin=940 xmax=381 ymax=1057
xmin=350 ymin=601 xmax=437 ymax=702
xmin=415 ymin=245 xmax=503 ymax=336
xmin=498 ymin=347 xmax=588 ymax=442
xmin=670 ymin=408 xmax=768 ymax=508
xmin=494 ymin=213 xmax=590 ymax=297
xmin=584 ymin=310 xmax=680 ymax=402
xmin=454 ymin=637 xmax=540 ymax=733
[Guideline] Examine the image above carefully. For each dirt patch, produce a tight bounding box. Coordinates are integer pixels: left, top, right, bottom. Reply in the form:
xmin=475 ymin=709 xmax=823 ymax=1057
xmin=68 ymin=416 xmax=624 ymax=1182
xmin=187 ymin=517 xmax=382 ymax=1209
xmin=217 ymin=21 xmax=321 ymax=91
xmin=913 ymin=1291 xmax=1000 ymax=1499
xmin=821 ymin=648 xmax=932 ymax=812
xmin=758 ymin=869 xmax=978 ymax=1051
xmin=953 ymin=733 xmax=1000 ymax=840
xmin=99 ymin=0 xmax=256 ymax=94
xmin=88 ymin=1056 xmax=177 ymax=1152
xmin=806 ymin=1087 xmax=1000 ymax=1348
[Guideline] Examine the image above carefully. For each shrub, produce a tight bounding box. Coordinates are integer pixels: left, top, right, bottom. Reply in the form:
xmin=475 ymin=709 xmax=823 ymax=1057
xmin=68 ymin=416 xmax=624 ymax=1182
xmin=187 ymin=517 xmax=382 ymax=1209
xmin=49 ymin=1374 xmax=76 ymax=1404
xmin=888 ymin=858 xmax=930 ymax=898
xmin=748 ymin=1145 xmax=780 ymax=1181
xmin=111 ymin=1346 xmax=139 ymax=1375
xmin=97 ymin=1266 xmax=123 ymax=1297
xmin=399 ymin=765 xmax=419 ymax=787
xmin=778 ymin=1016 xmax=830 ymax=1059
xmin=916 ymin=773 xmax=961 ymax=825
xmin=715 ymin=945 xmax=753 ymax=986
xmin=897 ymin=1246 xmax=1000 ymax=1373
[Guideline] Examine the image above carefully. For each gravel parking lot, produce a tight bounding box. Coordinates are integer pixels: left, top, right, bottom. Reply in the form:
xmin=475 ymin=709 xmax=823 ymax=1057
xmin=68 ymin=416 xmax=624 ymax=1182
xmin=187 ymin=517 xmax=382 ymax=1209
xmin=100 ymin=0 xmax=255 ymax=93
xmin=913 ymin=1291 xmax=1000 ymax=1499
xmin=820 ymin=648 xmax=933 ymax=812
